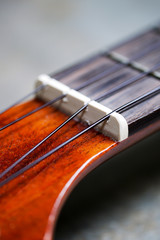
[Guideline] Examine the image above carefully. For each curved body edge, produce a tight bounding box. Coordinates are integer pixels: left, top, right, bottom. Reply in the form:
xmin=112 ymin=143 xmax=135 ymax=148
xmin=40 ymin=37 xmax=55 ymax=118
xmin=0 ymin=100 xmax=159 ymax=240
xmin=49 ymin=117 xmax=160 ymax=240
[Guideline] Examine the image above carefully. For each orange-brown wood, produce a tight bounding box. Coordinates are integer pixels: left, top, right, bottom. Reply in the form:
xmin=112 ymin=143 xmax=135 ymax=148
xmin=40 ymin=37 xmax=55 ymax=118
xmin=1 ymin=27 xmax=160 ymax=240
xmin=0 ymin=99 xmax=117 ymax=240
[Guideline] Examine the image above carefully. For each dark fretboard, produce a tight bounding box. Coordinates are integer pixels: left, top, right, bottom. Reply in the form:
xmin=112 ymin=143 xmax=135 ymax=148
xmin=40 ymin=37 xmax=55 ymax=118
xmin=50 ymin=26 xmax=160 ymax=133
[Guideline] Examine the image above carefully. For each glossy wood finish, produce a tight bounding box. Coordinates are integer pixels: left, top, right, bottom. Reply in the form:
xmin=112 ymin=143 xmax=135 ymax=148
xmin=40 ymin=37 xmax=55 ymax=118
xmin=0 ymin=99 xmax=117 ymax=240
xmin=1 ymin=26 xmax=160 ymax=240
xmin=0 ymin=99 xmax=159 ymax=240
xmin=50 ymin=35 xmax=160 ymax=127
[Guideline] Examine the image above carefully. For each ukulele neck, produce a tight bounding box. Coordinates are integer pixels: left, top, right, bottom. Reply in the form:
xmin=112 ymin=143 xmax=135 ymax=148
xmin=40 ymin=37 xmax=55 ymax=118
xmin=36 ymin=26 xmax=160 ymax=137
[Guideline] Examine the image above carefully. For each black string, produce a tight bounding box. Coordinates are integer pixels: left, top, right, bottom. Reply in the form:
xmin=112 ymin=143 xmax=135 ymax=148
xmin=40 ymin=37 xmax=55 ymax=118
xmin=96 ymin=62 xmax=160 ymax=102
xmin=1 ymin=61 xmax=160 ymax=178
xmin=51 ymin=54 xmax=102 ymax=80
xmin=51 ymin=25 xmax=159 ymax=79
xmin=1 ymin=40 xmax=160 ymax=131
xmin=1 ymin=61 xmax=160 ymax=179
xmin=76 ymin=63 xmax=124 ymax=91
xmin=0 ymin=86 xmax=159 ymax=187
xmin=0 ymin=94 xmax=66 ymax=131
xmin=0 ymin=103 xmax=88 ymax=178
xmin=0 ymin=27 xmax=160 ymax=185
xmin=0 ymin=62 xmax=123 ymax=131
xmin=2 ymin=25 xmax=155 ymax=117
xmin=0 ymin=84 xmax=46 ymax=115
xmin=76 ymin=40 xmax=160 ymax=91
xmin=0 ymin=62 xmax=124 ymax=131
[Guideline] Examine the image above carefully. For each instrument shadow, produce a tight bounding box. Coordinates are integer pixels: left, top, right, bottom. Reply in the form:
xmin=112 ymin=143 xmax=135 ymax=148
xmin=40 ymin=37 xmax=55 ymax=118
xmin=55 ymin=131 xmax=160 ymax=240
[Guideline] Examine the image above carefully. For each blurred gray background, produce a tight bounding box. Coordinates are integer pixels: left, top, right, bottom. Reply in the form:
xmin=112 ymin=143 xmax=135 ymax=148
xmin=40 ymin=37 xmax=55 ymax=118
xmin=0 ymin=0 xmax=160 ymax=109
xmin=0 ymin=1 xmax=160 ymax=239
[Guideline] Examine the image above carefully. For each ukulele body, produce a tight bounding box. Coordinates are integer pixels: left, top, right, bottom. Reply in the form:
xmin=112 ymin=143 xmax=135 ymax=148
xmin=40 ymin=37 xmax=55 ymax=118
xmin=1 ymin=26 xmax=160 ymax=240
xmin=0 ymin=99 xmax=159 ymax=240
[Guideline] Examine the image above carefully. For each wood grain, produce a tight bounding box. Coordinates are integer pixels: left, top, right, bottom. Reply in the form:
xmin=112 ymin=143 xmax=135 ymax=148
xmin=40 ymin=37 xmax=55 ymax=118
xmin=0 ymin=26 xmax=160 ymax=240
xmin=0 ymin=99 xmax=159 ymax=240
xmin=52 ymin=57 xmax=160 ymax=127
xmin=0 ymin=100 xmax=116 ymax=240
xmin=111 ymin=29 xmax=160 ymax=59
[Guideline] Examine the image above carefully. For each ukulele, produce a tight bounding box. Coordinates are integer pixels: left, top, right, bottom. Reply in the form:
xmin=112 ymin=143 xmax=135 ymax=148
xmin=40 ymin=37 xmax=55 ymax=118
xmin=0 ymin=25 xmax=160 ymax=240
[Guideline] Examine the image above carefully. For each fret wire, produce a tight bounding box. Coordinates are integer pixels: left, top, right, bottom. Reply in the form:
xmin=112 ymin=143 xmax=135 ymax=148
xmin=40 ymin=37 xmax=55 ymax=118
xmin=1 ymin=60 xmax=160 ymax=179
xmin=96 ymin=62 xmax=160 ymax=102
xmin=0 ymin=86 xmax=159 ymax=188
xmin=1 ymin=37 xmax=160 ymax=131
xmin=0 ymin=84 xmax=46 ymax=115
xmin=76 ymin=40 xmax=160 ymax=91
xmin=107 ymin=26 xmax=160 ymax=53
xmin=52 ymin=25 xmax=159 ymax=79
xmin=0 ymin=103 xmax=88 ymax=179
xmin=111 ymin=39 xmax=160 ymax=61
xmin=1 ymin=28 xmax=160 ymax=119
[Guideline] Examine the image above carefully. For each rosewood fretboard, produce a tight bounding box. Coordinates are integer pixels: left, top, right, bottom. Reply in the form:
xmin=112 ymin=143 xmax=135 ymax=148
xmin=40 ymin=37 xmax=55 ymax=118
xmin=0 ymin=25 xmax=160 ymax=240
xmin=51 ymin=27 xmax=160 ymax=132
